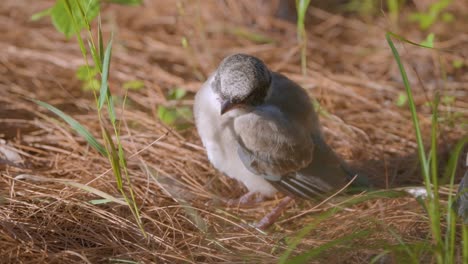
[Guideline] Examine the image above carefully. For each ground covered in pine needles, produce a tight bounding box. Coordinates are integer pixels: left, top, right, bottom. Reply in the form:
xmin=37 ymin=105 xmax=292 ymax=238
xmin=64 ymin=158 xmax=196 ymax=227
xmin=1 ymin=0 xmax=467 ymax=263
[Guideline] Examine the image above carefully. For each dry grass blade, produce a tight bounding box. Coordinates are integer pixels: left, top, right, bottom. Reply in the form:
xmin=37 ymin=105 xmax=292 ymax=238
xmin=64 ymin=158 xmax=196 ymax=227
xmin=1 ymin=0 xmax=467 ymax=263
xmin=14 ymin=173 xmax=127 ymax=205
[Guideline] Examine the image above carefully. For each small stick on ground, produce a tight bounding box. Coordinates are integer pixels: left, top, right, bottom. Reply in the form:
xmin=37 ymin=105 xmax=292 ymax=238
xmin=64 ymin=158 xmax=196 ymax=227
xmin=256 ymin=196 xmax=294 ymax=230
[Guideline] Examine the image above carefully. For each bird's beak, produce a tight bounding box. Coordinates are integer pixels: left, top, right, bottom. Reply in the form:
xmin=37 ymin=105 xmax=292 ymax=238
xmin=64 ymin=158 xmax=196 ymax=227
xmin=220 ymin=100 xmax=239 ymax=115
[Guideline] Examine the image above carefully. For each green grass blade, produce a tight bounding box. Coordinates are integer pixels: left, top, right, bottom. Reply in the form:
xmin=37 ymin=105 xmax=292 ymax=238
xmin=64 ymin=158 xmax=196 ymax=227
xmin=101 ymin=126 xmax=122 ymax=188
xmin=387 ymin=31 xmax=436 ymax=49
xmin=429 ymin=92 xmax=442 ymax=257
xmin=107 ymin=92 xmax=117 ymax=125
xmin=444 ymin=137 xmax=467 ymax=262
xmin=98 ymin=15 xmax=104 ymax=64
xmin=279 ymin=190 xmax=402 ymax=263
xmin=98 ymin=36 xmax=113 ymax=110
xmin=442 ymin=137 xmax=467 ymax=184
xmin=228 ymin=27 xmax=275 ymax=44
xmin=102 ymin=120 xmax=145 ymax=236
xmin=430 ymin=93 xmax=440 ymax=191
xmin=63 ymin=0 xmax=88 ymax=59
xmin=295 ymin=0 xmax=311 ymax=76
xmin=64 ymin=181 xmax=126 ymax=205
xmin=287 ymin=230 xmax=370 ymax=263
xmin=386 ymin=32 xmax=447 ymax=263
xmin=385 ymin=33 xmax=429 ymax=184
xmin=88 ymin=39 xmax=102 ymax=73
xmin=369 ymin=250 xmax=390 ymax=264
xmin=445 ymin=210 xmax=456 ymax=263
xmin=107 ymin=0 xmax=142 ymax=5
xmin=387 ymin=0 xmax=400 ymax=23
xmin=463 ymin=224 xmax=468 ymax=264
xmin=31 ymin=7 xmax=52 ymax=21
xmin=386 ymin=227 xmax=419 ymax=263
xmin=32 ymin=99 xmax=107 ymax=156
xmin=279 ymin=208 xmax=337 ymax=264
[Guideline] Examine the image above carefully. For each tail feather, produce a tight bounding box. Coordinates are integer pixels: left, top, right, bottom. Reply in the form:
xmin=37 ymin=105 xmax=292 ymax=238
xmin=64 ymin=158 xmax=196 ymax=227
xmin=269 ymin=134 xmax=371 ymax=199
xmin=455 ymin=170 xmax=468 ymax=224
xmin=271 ymin=176 xmax=328 ymax=199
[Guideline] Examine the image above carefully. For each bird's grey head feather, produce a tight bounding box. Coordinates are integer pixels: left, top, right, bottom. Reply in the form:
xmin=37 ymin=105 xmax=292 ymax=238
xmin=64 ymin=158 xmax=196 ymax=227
xmin=213 ymin=54 xmax=271 ymax=107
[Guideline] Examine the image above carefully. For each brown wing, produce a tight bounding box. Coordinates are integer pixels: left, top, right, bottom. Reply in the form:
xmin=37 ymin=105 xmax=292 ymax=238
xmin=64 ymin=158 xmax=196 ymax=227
xmin=234 ymin=106 xmax=313 ymax=179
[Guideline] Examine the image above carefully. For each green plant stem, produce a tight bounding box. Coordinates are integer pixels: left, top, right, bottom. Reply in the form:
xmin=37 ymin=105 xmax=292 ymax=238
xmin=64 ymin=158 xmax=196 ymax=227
xmin=429 ymin=93 xmax=442 ymax=261
xmin=296 ymin=0 xmax=311 ymax=76
xmin=444 ymin=137 xmax=468 ymax=264
xmin=73 ymin=0 xmax=144 ymax=236
xmin=386 ymin=33 xmax=443 ymax=263
xmin=463 ymin=224 xmax=468 ymax=264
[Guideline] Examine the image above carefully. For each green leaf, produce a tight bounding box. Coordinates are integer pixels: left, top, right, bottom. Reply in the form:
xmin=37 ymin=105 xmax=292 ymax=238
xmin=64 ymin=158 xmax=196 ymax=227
xmin=168 ymin=87 xmax=187 ymax=100
xmin=441 ymin=95 xmax=455 ymax=105
xmin=452 ymin=59 xmax=464 ymax=69
xmin=83 ymin=79 xmax=100 ymax=91
xmin=396 ymin=92 xmax=408 ymax=107
xmin=181 ymin=37 xmax=189 ymax=48
xmin=409 ymin=13 xmax=434 ymax=29
xmin=98 ymin=36 xmax=113 ymax=110
xmin=50 ymin=0 xmax=100 ymax=38
xmin=441 ymin=12 xmax=455 ymax=23
xmin=76 ymin=65 xmax=99 ymax=81
xmin=123 ymin=80 xmax=145 ymax=90
xmin=106 ymin=0 xmax=143 ymax=5
xmin=32 ymin=99 xmax=107 ymax=156
xmin=176 ymin=107 xmax=193 ymax=120
xmin=31 ymin=7 xmax=52 ymax=21
xmin=420 ymin=33 xmax=435 ymax=48
xmin=409 ymin=0 xmax=453 ymax=29
xmin=158 ymin=106 xmax=177 ymax=125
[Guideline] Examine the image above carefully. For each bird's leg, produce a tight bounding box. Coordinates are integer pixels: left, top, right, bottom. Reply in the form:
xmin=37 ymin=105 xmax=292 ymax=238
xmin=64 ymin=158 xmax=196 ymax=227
xmin=225 ymin=192 xmax=265 ymax=207
xmin=255 ymin=196 xmax=294 ymax=230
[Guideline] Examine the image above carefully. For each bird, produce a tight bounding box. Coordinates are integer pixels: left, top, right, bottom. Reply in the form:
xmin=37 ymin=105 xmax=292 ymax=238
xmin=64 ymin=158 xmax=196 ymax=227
xmin=455 ymin=167 xmax=468 ymax=224
xmin=194 ymin=53 xmax=369 ymax=229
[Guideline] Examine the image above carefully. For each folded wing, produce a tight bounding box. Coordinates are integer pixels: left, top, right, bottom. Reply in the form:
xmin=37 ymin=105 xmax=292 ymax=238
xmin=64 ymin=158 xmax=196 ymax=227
xmin=234 ymin=106 xmax=358 ymax=199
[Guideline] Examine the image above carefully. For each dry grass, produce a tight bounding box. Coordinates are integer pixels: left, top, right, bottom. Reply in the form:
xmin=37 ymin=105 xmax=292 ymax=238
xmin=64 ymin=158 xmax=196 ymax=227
xmin=1 ymin=0 xmax=467 ymax=263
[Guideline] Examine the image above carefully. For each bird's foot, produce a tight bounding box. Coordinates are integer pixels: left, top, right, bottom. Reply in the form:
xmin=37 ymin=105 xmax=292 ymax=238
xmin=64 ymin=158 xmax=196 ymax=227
xmin=255 ymin=196 xmax=294 ymax=230
xmin=225 ymin=192 xmax=265 ymax=208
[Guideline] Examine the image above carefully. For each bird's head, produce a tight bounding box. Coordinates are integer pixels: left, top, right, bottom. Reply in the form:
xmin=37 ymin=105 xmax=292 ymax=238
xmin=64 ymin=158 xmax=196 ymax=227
xmin=213 ymin=54 xmax=271 ymax=115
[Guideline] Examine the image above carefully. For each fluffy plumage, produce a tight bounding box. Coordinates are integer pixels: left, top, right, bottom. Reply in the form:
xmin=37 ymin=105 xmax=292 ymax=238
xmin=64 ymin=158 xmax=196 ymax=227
xmin=194 ymin=54 xmax=368 ymax=200
xmin=455 ymin=170 xmax=468 ymax=223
